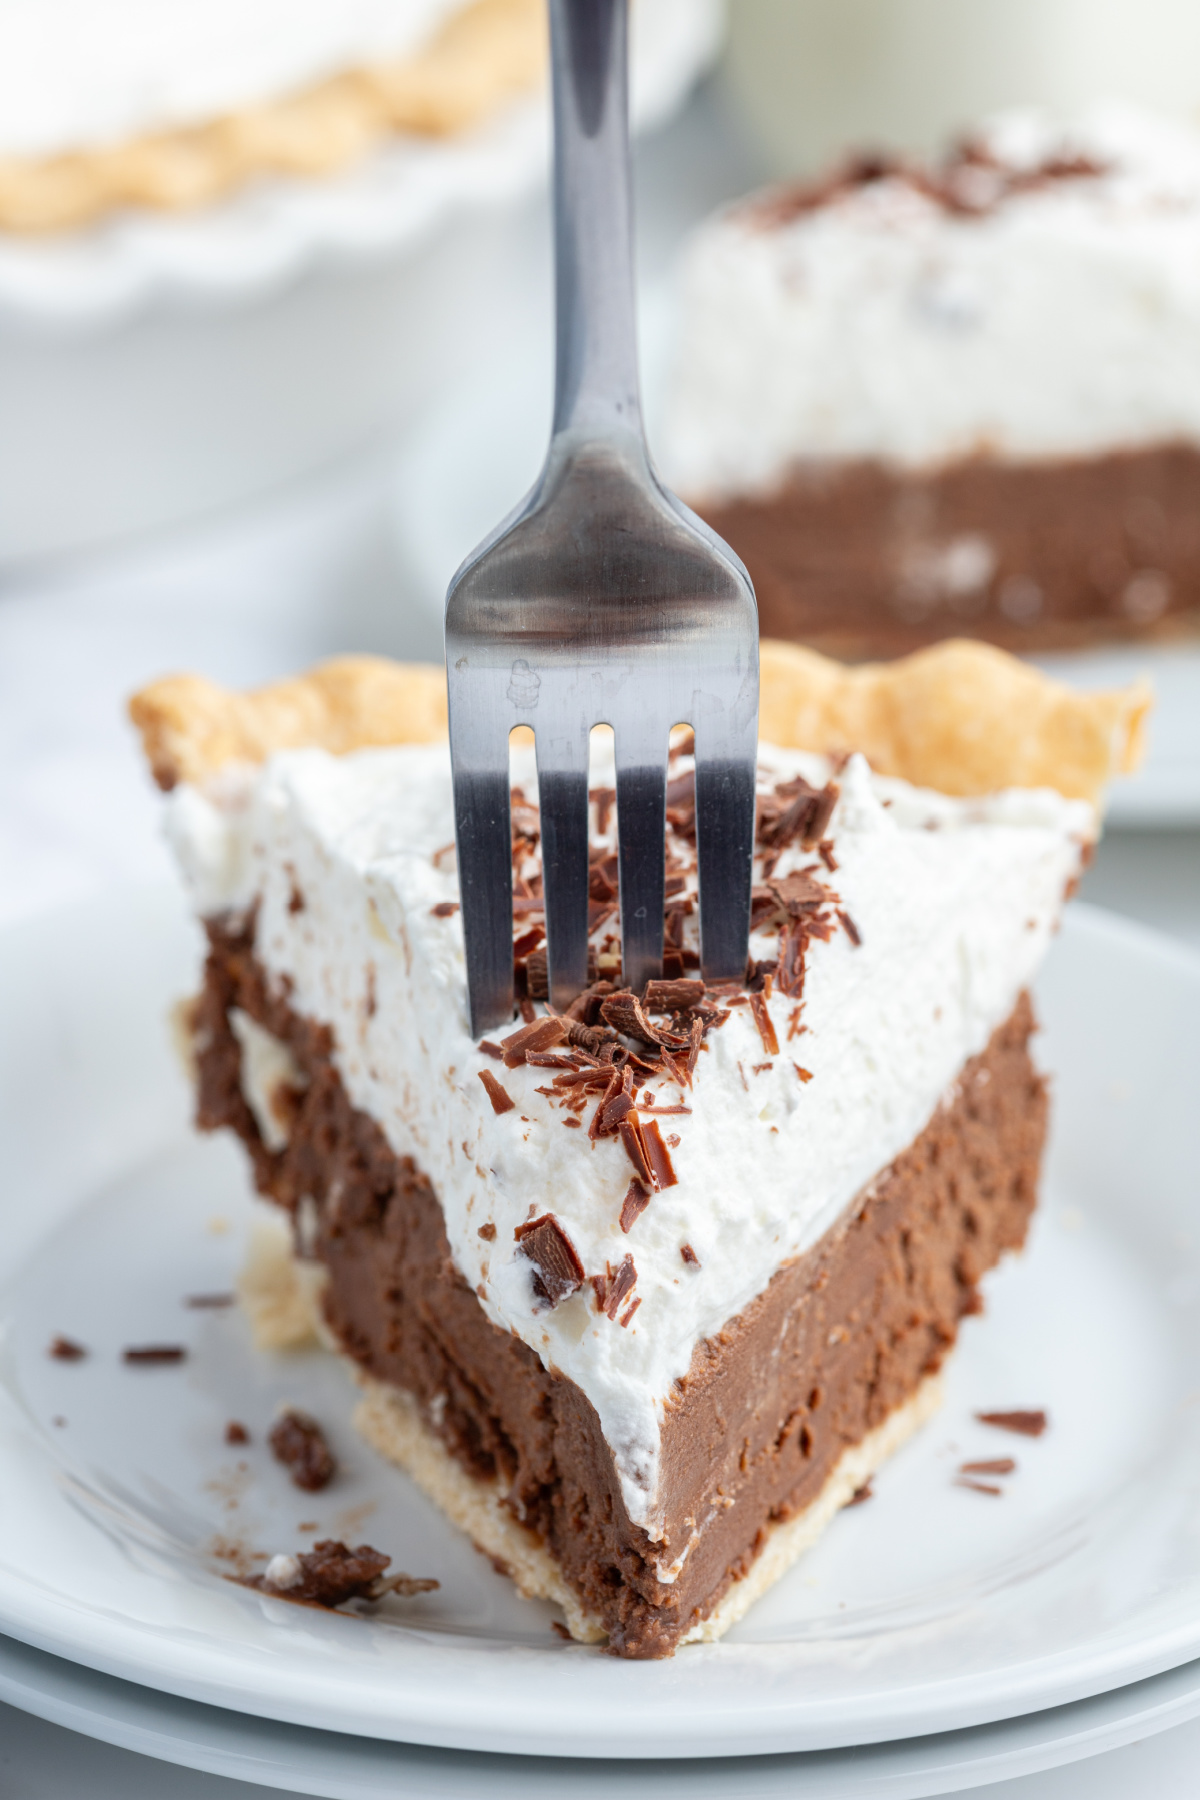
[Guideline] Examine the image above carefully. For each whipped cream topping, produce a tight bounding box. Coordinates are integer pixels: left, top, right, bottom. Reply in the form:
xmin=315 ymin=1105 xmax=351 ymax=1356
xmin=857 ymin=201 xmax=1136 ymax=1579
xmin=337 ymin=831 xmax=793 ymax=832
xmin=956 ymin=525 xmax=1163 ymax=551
xmin=0 ymin=0 xmax=466 ymax=161
xmin=166 ymin=740 xmax=1091 ymax=1536
xmin=660 ymin=106 xmax=1200 ymax=502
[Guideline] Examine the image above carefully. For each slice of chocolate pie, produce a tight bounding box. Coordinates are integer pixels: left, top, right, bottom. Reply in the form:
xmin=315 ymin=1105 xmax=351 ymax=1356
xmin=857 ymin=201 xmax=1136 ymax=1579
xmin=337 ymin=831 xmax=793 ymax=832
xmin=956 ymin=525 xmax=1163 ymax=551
xmin=130 ymin=640 xmax=1146 ymax=1657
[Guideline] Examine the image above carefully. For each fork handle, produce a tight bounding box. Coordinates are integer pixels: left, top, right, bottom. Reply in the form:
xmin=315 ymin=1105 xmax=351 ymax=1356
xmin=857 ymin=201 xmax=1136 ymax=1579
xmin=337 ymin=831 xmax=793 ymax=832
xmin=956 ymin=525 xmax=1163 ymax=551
xmin=548 ymin=0 xmax=643 ymax=445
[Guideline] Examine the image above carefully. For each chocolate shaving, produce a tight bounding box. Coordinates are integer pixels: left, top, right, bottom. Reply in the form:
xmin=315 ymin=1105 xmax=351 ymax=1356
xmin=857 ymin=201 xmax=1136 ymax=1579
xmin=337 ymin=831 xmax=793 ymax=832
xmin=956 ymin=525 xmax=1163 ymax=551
xmin=501 ymin=1016 xmax=568 ymax=1067
xmin=514 ymin=1214 xmax=585 ymax=1307
xmin=641 ymin=1118 xmax=678 ymax=1189
xmin=748 ymin=991 xmax=780 ymax=1058
xmin=123 ymin=1345 xmax=187 ymax=1365
xmin=838 ymin=909 xmax=862 ymax=946
xmin=956 ymin=1478 xmax=1003 ymax=1497
xmin=599 ymin=990 xmax=687 ymax=1051
xmin=794 ymin=1063 xmax=813 ymax=1084
xmin=680 ymin=1243 xmax=700 ymax=1266
xmin=592 ymin=1253 xmax=637 ymax=1320
xmin=269 ymin=1408 xmax=336 ymax=1491
xmin=478 ymin=1069 xmax=516 ymax=1115
xmin=961 ymin=1458 xmax=1015 ymax=1476
xmin=619 ymin=1115 xmax=654 ymax=1185
xmin=759 ymin=778 xmax=839 ymax=853
xmin=818 ymin=839 xmax=838 ymax=872
xmin=768 ymin=871 xmax=827 ymax=914
xmin=619 ymin=1180 xmax=651 ymax=1232
xmin=620 ymin=1299 xmax=642 ymax=1329
xmin=49 ymin=1336 xmax=87 ymax=1360
xmin=479 ymin=1040 xmax=504 ymax=1059
xmin=591 ymin=786 xmax=616 ymax=834
xmin=642 ymin=978 xmax=705 ymax=1013
xmin=976 ymin=1409 xmax=1048 ymax=1438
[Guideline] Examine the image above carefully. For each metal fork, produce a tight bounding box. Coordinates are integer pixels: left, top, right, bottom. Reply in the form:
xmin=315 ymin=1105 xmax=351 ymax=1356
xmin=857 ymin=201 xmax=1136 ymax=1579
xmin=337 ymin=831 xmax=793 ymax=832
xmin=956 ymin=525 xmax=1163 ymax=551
xmin=445 ymin=0 xmax=758 ymax=1036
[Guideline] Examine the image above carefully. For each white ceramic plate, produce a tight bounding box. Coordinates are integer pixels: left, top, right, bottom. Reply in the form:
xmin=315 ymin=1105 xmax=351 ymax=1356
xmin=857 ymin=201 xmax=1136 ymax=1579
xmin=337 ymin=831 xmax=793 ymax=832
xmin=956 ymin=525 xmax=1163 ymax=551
xmin=1 ymin=886 xmax=1199 ymax=1759
xmin=391 ymin=335 xmax=1200 ymax=830
xmin=6 ymin=1631 xmax=1200 ymax=1799
xmin=0 ymin=0 xmax=722 ymax=330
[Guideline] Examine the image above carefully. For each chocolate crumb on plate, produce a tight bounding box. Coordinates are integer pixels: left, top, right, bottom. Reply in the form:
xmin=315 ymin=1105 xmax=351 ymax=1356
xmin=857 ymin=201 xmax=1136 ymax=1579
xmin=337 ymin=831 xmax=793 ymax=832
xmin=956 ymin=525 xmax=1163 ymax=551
xmin=185 ymin=1292 xmax=235 ymax=1308
xmin=845 ymin=1480 xmax=873 ymax=1506
xmin=48 ymin=1336 xmax=87 ymax=1361
xmin=961 ymin=1457 xmax=1015 ymax=1476
xmin=680 ymin=1243 xmax=700 ymax=1266
xmin=976 ymin=1409 xmax=1048 ymax=1437
xmin=123 ymin=1344 xmax=187 ymax=1365
xmin=225 ymin=1421 xmax=250 ymax=1446
xmin=249 ymin=1539 xmax=437 ymax=1609
xmin=270 ymin=1408 xmax=337 ymax=1491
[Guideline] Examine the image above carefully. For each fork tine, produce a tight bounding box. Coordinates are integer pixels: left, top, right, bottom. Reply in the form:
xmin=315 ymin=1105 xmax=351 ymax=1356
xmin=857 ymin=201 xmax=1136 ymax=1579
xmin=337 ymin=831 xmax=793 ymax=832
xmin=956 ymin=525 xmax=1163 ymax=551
xmin=614 ymin=722 xmax=667 ymax=997
xmin=536 ymin=727 xmax=592 ymax=1012
xmin=694 ymin=747 xmax=756 ymax=985
xmin=449 ymin=736 xmax=513 ymax=1037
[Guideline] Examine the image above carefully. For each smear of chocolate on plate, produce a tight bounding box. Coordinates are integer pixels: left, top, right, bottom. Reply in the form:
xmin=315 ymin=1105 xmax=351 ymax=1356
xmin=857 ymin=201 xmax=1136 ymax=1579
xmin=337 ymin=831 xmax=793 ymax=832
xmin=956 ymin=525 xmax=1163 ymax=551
xmin=185 ymin=1293 xmax=235 ymax=1309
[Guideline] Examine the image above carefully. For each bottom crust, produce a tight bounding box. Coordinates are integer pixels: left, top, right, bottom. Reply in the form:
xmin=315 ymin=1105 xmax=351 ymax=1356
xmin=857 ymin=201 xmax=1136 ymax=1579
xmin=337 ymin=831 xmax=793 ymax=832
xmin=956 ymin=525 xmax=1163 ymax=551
xmin=352 ymin=1363 xmax=945 ymax=1647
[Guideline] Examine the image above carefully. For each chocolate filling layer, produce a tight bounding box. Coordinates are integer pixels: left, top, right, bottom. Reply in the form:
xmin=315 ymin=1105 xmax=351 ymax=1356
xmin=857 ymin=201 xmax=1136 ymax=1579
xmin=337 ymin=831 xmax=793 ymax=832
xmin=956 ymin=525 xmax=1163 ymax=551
xmin=196 ymin=919 xmax=1045 ymax=1656
xmin=698 ymin=444 xmax=1200 ymax=656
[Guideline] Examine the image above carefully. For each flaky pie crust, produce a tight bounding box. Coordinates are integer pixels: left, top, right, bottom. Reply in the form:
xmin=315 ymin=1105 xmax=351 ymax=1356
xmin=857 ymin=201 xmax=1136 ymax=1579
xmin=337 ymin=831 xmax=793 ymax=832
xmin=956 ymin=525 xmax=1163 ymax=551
xmin=0 ymin=0 xmax=544 ymax=235
xmin=129 ymin=637 xmax=1148 ymax=806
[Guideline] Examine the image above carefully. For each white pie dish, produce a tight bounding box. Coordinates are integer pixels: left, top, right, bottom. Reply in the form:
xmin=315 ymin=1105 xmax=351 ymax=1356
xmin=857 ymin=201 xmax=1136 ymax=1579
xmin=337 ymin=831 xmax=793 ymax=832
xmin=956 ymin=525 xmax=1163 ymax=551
xmin=0 ymin=0 xmax=722 ymax=566
xmin=0 ymin=882 xmax=1198 ymax=1757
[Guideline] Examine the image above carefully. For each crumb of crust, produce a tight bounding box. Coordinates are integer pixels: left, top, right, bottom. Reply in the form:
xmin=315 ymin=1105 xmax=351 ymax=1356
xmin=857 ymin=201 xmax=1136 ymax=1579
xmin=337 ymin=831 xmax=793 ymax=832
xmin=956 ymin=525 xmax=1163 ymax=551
xmin=478 ymin=1068 xmax=516 ymax=1115
xmin=514 ymin=1214 xmax=585 ymax=1307
xmin=245 ymin=1540 xmax=438 ymax=1610
xmin=123 ymin=1344 xmax=187 ymax=1365
xmin=845 ymin=1480 xmax=873 ymax=1506
xmin=976 ymin=1409 xmax=1048 ymax=1437
xmin=185 ymin=1292 xmax=235 ymax=1308
xmin=961 ymin=1458 xmax=1015 ymax=1476
xmin=226 ymin=1421 xmax=250 ymax=1446
xmin=477 ymin=1222 xmax=496 ymax=1241
xmin=270 ymin=1409 xmax=337 ymax=1492
xmin=680 ymin=1244 xmax=700 ymax=1266
xmin=48 ymin=1336 xmax=87 ymax=1361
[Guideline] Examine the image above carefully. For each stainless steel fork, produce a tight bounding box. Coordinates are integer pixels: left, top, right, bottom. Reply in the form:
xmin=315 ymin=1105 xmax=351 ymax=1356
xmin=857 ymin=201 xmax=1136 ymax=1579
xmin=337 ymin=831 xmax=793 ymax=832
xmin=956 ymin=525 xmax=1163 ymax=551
xmin=445 ymin=0 xmax=758 ymax=1036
